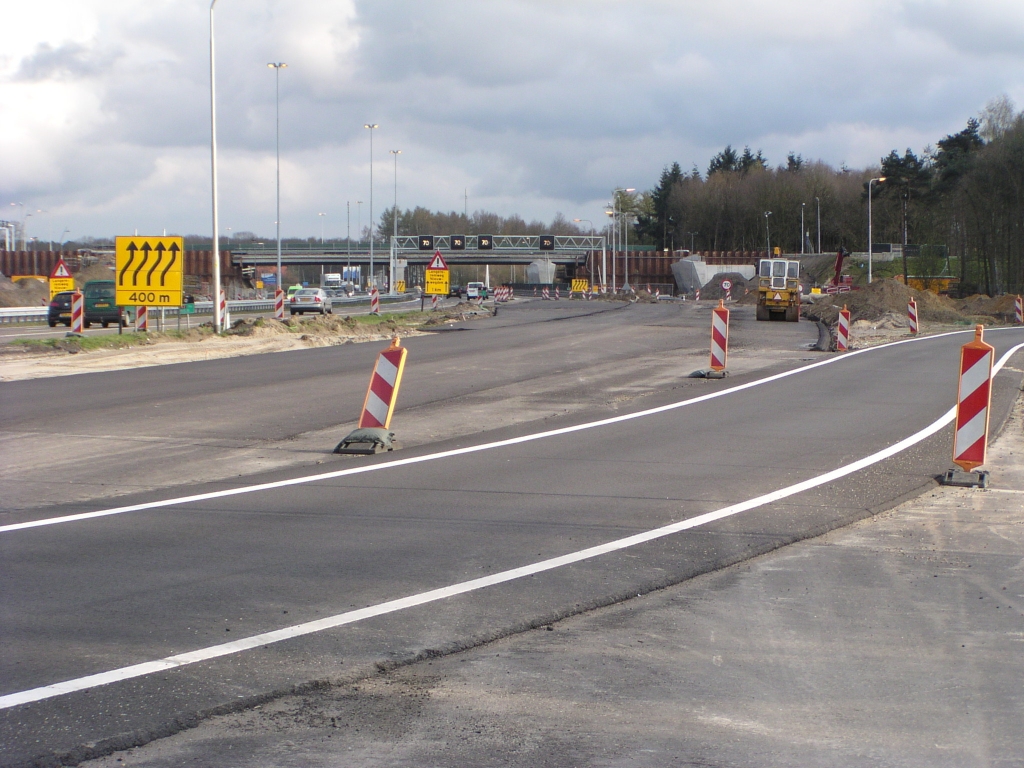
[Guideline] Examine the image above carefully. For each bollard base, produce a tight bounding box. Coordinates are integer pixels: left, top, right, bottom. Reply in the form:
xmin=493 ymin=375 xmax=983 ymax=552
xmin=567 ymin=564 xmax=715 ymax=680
xmin=688 ymin=369 xmax=728 ymax=379
xmin=940 ymin=468 xmax=989 ymax=488
xmin=334 ymin=427 xmax=397 ymax=455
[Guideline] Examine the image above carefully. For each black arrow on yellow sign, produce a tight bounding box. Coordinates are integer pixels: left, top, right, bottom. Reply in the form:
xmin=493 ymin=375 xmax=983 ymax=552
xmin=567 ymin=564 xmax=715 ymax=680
xmin=161 ymin=243 xmax=179 ymax=286
xmin=132 ymin=242 xmax=151 ymax=285
xmin=147 ymin=243 xmax=165 ymax=285
xmin=119 ymin=242 xmax=136 ymax=286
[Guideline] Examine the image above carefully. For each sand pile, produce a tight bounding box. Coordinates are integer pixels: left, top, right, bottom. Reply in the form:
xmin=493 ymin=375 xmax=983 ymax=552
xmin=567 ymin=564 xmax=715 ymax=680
xmin=699 ymin=272 xmax=754 ymax=301
xmin=802 ymin=279 xmax=980 ymax=325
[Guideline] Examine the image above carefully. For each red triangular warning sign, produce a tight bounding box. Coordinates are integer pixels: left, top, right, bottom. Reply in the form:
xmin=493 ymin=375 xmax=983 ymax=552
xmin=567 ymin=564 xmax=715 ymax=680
xmin=426 ymin=250 xmax=449 ymax=271
xmin=428 ymin=250 xmax=452 ymax=272
xmin=50 ymin=259 xmax=72 ymax=279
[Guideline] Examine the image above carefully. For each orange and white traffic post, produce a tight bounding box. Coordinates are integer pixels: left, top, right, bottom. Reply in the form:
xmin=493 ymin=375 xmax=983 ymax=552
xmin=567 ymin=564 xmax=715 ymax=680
xmin=948 ymin=325 xmax=995 ymax=484
xmin=219 ymin=290 xmax=230 ymax=329
xmin=837 ymin=304 xmax=851 ymax=351
xmin=710 ymin=299 xmax=729 ymax=372
xmin=334 ymin=336 xmax=409 ymax=454
xmin=135 ymin=305 xmax=148 ymax=332
xmin=908 ymin=298 xmax=918 ymax=335
xmin=70 ymin=289 xmax=84 ymax=333
xmin=275 ymin=289 xmax=285 ymax=320
xmin=1015 ymin=295 xmax=1022 ymax=324
xmin=370 ymin=286 xmax=380 ymax=315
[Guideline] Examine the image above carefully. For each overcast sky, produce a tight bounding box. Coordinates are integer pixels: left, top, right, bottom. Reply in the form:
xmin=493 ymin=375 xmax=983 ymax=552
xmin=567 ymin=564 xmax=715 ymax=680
xmin=3 ymin=0 xmax=1023 ymax=243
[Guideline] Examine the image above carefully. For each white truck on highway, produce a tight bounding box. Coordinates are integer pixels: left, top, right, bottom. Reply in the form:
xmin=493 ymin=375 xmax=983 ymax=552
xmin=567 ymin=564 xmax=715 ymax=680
xmin=321 ymin=273 xmax=343 ymax=290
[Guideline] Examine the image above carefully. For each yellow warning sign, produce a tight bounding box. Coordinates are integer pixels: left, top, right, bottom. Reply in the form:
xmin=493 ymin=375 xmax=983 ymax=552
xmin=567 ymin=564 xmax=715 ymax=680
xmin=571 ymin=279 xmax=589 ymax=292
xmin=396 ymin=280 xmax=406 ymax=293
xmin=115 ymin=236 xmax=184 ymax=307
xmin=424 ymin=270 xmax=449 ymax=296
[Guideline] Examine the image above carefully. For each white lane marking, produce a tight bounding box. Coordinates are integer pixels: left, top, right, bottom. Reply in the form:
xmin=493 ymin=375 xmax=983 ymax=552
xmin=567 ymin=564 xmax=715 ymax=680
xmin=3 ymin=330 xmax=1022 ymax=535
xmin=3 ymin=340 xmax=1022 ymax=710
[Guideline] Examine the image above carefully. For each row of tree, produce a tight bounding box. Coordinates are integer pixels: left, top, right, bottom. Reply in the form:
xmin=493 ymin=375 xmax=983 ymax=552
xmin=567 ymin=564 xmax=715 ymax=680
xmin=634 ymin=96 xmax=1023 ymax=296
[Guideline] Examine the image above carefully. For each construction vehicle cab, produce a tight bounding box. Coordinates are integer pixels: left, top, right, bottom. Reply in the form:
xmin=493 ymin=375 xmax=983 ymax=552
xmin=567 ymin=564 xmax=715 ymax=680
xmin=755 ymin=258 xmax=800 ymax=322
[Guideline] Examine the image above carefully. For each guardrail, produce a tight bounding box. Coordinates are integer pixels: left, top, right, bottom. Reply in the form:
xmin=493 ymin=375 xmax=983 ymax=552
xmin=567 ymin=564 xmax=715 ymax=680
xmin=0 ymin=294 xmax=417 ymax=324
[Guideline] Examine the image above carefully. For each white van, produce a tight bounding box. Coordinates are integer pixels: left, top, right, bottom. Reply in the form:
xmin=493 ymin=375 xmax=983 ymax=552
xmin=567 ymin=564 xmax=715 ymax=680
xmin=466 ymin=282 xmax=488 ymax=299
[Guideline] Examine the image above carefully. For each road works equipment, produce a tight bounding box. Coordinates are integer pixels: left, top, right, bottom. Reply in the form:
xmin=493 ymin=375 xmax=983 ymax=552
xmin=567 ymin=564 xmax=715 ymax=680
xmin=755 ymin=258 xmax=801 ymax=322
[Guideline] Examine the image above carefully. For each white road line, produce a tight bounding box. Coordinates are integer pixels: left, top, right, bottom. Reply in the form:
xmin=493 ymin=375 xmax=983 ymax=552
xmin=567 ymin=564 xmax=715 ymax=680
xmin=6 ymin=328 xmax=1017 ymax=535
xmin=2 ymin=339 xmax=1022 ymax=710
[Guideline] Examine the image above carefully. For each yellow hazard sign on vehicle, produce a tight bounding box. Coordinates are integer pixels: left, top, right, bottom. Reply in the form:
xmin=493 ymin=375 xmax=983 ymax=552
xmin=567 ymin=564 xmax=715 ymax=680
xmin=115 ymin=236 xmax=184 ymax=307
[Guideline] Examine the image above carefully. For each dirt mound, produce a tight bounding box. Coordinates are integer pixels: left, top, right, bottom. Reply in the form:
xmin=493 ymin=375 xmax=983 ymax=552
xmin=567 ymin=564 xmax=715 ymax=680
xmin=0 ymin=278 xmax=49 ymax=308
xmin=955 ymin=293 xmax=1019 ymax=322
xmin=802 ymin=279 xmax=969 ymax=325
xmin=700 ymin=272 xmax=753 ymax=301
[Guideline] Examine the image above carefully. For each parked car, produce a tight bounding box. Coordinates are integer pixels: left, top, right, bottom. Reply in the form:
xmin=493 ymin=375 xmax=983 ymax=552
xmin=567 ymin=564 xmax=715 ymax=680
xmin=289 ymin=287 xmax=333 ymax=315
xmin=466 ymin=281 xmax=488 ymax=299
xmin=82 ymin=280 xmax=124 ymax=328
xmin=47 ymin=291 xmax=75 ymax=327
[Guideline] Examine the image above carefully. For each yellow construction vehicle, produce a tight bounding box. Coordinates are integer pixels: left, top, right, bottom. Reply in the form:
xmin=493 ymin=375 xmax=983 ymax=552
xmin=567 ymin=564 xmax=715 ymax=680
xmin=755 ymin=258 xmax=800 ymax=321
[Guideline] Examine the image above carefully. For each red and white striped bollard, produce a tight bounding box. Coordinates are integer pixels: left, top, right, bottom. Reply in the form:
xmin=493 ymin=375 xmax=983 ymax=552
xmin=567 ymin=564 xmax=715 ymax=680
xmin=542 ymin=286 xmax=549 ymax=300
xmin=370 ymin=286 xmax=380 ymax=315
xmin=837 ymin=304 xmax=851 ymax=352
xmin=70 ymin=290 xmax=84 ymax=333
xmin=1015 ymin=295 xmax=1022 ymax=324
xmin=357 ymin=337 xmax=407 ymax=430
xmin=431 ymin=294 xmax=439 ymax=310
xmin=951 ymin=325 xmax=995 ymax=472
xmin=275 ymin=289 xmax=285 ymax=320
xmin=135 ymin=305 xmax=148 ymax=332
xmin=710 ymin=299 xmax=729 ymax=372
xmin=908 ymin=298 xmax=918 ymax=335
xmin=554 ymin=286 xmax=560 ymax=300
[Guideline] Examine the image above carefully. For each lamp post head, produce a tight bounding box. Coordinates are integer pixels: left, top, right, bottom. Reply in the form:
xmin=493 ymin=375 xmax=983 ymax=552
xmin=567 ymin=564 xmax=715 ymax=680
xmin=364 ymin=123 xmax=378 ymax=129
xmin=765 ymin=211 xmax=772 ymax=217
xmin=267 ymin=62 xmax=287 ymax=69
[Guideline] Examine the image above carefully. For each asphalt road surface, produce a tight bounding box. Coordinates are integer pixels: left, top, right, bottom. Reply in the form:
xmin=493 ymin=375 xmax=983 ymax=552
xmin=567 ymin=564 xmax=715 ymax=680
xmin=2 ymin=302 xmax=1022 ymax=767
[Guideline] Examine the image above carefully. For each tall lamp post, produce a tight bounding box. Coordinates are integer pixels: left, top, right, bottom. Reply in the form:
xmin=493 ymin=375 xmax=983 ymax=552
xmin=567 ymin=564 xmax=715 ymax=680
xmin=612 ymin=188 xmax=634 ymax=292
xmin=868 ymin=176 xmax=886 ymax=283
xmin=815 ymin=196 xmax=821 ymax=255
xmin=389 ymin=149 xmax=401 ymax=296
xmin=364 ymin=124 xmax=378 ymax=289
xmin=268 ymin=62 xmax=287 ymax=297
xmin=800 ymin=202 xmax=806 ymax=255
xmin=764 ymin=211 xmax=773 ymax=256
xmin=209 ymin=0 xmax=222 ymax=331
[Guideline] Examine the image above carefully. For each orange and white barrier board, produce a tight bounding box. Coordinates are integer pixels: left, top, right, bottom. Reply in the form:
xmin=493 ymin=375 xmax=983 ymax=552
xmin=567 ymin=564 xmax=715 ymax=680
xmin=908 ymin=298 xmax=918 ymax=335
xmin=1015 ymin=295 xmax=1022 ymax=324
xmin=694 ymin=289 xmax=700 ymax=301
xmin=370 ymin=286 xmax=380 ymax=315
xmin=837 ymin=304 xmax=851 ymax=352
xmin=430 ymin=294 xmax=439 ymax=310
xmin=710 ymin=299 xmax=729 ymax=371
xmin=357 ymin=337 xmax=408 ymax=430
xmin=275 ymin=289 xmax=285 ymax=320
xmin=952 ymin=325 xmax=995 ymax=472
xmin=135 ymin=305 xmax=148 ymax=332
xmin=71 ymin=290 xmax=84 ymax=333
xmin=542 ymin=287 xmax=549 ymax=300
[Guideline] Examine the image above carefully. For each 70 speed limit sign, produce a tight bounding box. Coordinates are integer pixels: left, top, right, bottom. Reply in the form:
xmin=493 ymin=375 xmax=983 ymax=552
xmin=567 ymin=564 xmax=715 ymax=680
xmin=115 ymin=236 xmax=184 ymax=307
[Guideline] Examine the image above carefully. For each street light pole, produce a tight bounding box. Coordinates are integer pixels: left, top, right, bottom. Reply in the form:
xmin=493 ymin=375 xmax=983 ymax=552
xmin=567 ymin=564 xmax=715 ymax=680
xmin=815 ymin=197 xmax=821 ymax=254
xmin=268 ymin=62 xmax=287 ymax=297
xmin=364 ymin=124 xmax=378 ymax=290
xmin=801 ymin=202 xmax=806 ymax=255
xmin=346 ymin=201 xmax=351 ymax=276
xmin=764 ymin=211 xmax=773 ymax=256
xmin=612 ymin=188 xmax=634 ymax=292
xmin=318 ymin=212 xmax=326 ymax=245
xmin=209 ymin=0 xmax=222 ymax=332
xmin=389 ymin=149 xmax=401 ymax=296
xmin=868 ymin=176 xmax=886 ymax=284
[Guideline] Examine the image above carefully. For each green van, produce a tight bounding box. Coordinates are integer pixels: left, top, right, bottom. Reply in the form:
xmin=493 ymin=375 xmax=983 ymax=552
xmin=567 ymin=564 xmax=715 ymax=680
xmin=83 ymin=280 xmax=124 ymax=328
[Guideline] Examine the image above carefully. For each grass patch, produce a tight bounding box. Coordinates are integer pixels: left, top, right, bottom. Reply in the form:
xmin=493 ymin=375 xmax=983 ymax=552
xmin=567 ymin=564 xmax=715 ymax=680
xmin=9 ymin=332 xmax=157 ymax=354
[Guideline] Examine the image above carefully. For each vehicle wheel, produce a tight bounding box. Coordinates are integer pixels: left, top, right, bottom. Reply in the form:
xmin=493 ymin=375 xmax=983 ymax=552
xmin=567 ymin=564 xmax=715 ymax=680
xmin=84 ymin=320 xmax=92 ymax=329
xmin=755 ymin=303 xmax=769 ymax=321
xmin=48 ymin=320 xmax=57 ymax=327
xmin=102 ymin=321 xmax=109 ymax=328
xmin=290 ymin=310 xmax=296 ymax=316
xmin=785 ymin=304 xmax=800 ymax=322
xmin=327 ymin=306 xmax=333 ymax=314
